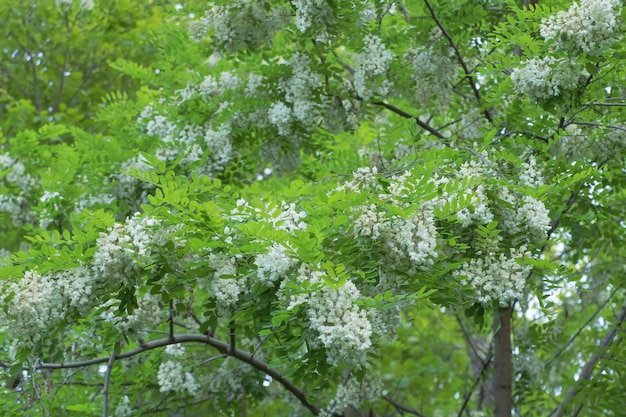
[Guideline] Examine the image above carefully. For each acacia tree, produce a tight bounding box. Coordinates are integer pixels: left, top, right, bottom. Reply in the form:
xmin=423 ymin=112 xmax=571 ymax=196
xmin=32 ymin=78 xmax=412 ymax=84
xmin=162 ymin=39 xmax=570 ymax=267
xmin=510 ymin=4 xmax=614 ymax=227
xmin=1 ymin=0 xmax=626 ymax=416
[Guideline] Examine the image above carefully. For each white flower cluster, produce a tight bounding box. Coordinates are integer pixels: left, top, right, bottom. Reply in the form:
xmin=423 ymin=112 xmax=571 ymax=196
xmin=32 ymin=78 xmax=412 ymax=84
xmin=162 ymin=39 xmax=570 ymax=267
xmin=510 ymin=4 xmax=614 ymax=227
xmin=202 ymin=0 xmax=287 ymax=53
xmin=177 ymin=71 xmax=242 ymax=103
xmin=138 ymin=105 xmax=234 ymax=176
xmin=230 ymin=198 xmax=307 ymax=233
xmin=405 ymin=45 xmax=456 ymax=108
xmin=254 ymin=243 xmax=297 ymax=284
xmin=0 ymin=153 xmax=38 ymax=227
xmin=498 ymin=189 xmax=551 ymax=242
xmin=165 ymin=343 xmax=186 ymax=357
xmin=0 ymin=194 xmax=34 ymax=227
xmin=1 ymin=213 xmax=173 ymax=350
xmin=455 ymin=246 xmax=532 ymax=307
xmin=336 ymin=166 xmax=383 ymax=193
xmin=510 ymin=57 xmax=588 ymax=102
xmin=354 ymin=35 xmax=393 ymax=100
xmin=55 ymin=0 xmax=94 ymax=11
xmin=281 ymin=53 xmax=320 ymax=125
xmin=92 ymin=222 xmax=141 ymax=287
xmin=157 ymin=360 xmax=200 ymax=396
xmin=114 ymin=396 xmax=133 ymax=417
xmin=519 ymin=156 xmax=543 ymax=189
xmin=539 ymin=0 xmax=621 ymax=55
xmin=339 ymin=169 xmax=439 ymax=272
xmin=55 ymin=267 xmax=95 ymax=315
xmin=353 ymin=204 xmax=388 ymax=239
xmin=101 ymin=293 xmax=164 ymax=335
xmin=382 ymin=211 xmax=439 ymax=272
xmin=208 ymin=254 xmax=245 ymax=315
xmin=323 ymin=376 xmax=381 ymax=416
xmin=292 ymin=0 xmax=332 ymax=32
xmin=341 ymin=97 xmax=362 ymax=130
xmin=268 ymin=101 xmax=293 ymax=136
xmin=0 ymin=153 xmax=36 ymax=190
xmin=284 ymin=264 xmax=373 ymax=368
xmin=0 ymin=271 xmax=62 ymax=348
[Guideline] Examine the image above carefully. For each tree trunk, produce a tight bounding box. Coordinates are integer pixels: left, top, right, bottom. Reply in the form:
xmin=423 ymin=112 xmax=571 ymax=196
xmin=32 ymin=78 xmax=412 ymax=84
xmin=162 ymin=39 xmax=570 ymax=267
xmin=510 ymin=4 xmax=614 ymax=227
xmin=494 ymin=306 xmax=513 ymax=417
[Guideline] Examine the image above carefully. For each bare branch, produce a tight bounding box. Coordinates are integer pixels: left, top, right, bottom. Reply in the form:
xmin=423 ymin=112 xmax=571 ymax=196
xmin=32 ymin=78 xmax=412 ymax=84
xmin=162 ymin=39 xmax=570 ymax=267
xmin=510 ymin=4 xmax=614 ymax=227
xmin=36 ymin=334 xmax=320 ymax=416
xmin=102 ymin=348 xmax=117 ymax=417
xmin=551 ymin=300 xmax=626 ymax=417
xmin=546 ymin=285 xmax=621 ymax=367
xmin=168 ymin=299 xmax=175 ymax=341
xmin=567 ymin=120 xmax=626 ymax=133
xmin=382 ymin=395 xmax=428 ymax=417
xmin=422 ymin=0 xmax=493 ymax=123
xmin=372 ymin=101 xmax=445 ymax=139
xmin=457 ymin=354 xmax=494 ymax=417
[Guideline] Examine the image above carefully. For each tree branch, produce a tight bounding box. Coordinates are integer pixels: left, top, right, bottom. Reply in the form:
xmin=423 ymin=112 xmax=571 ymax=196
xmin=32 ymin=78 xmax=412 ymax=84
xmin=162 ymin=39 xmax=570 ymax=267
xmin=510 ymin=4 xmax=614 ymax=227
xmin=382 ymin=395 xmax=428 ymax=417
xmin=36 ymin=334 xmax=320 ymax=416
xmin=102 ymin=348 xmax=117 ymax=417
xmin=372 ymin=101 xmax=445 ymax=139
xmin=457 ymin=353 xmax=494 ymax=417
xmin=546 ymin=285 xmax=621 ymax=367
xmin=551 ymin=300 xmax=626 ymax=417
xmin=422 ymin=0 xmax=493 ymax=123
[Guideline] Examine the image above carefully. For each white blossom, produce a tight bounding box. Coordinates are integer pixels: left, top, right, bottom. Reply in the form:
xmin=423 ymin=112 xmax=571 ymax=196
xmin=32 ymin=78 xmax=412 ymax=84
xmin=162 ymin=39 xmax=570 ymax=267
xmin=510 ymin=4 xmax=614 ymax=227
xmin=292 ymin=0 xmax=332 ymax=32
xmin=455 ymin=246 xmax=532 ymax=307
xmin=382 ymin=210 xmax=439 ymax=271
xmin=520 ymin=156 xmax=544 ymax=188
xmin=157 ymin=360 xmax=199 ymax=396
xmin=406 ymin=45 xmax=456 ymax=108
xmin=79 ymin=0 xmax=94 ymax=11
xmin=282 ymin=264 xmax=373 ymax=368
xmin=539 ymin=0 xmax=621 ymax=55
xmin=165 ymin=344 xmax=186 ymax=357
xmin=354 ymin=35 xmax=393 ymax=100
xmin=254 ymin=243 xmax=297 ymax=284
xmin=0 ymin=271 xmax=63 ymax=348
xmin=268 ymin=101 xmax=293 ymax=136
xmin=92 ymin=223 xmax=139 ymax=287
xmin=510 ymin=57 xmax=587 ymax=102
xmin=209 ymin=255 xmax=244 ymax=315
xmin=281 ymin=53 xmax=319 ymax=124
xmin=203 ymin=0 xmax=286 ymax=53
xmin=114 ymin=396 xmax=133 ymax=417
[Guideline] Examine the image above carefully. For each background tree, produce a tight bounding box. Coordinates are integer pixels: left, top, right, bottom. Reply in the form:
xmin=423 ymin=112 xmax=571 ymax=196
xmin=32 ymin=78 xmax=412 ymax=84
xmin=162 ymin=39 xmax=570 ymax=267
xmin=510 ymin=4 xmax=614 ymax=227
xmin=1 ymin=0 xmax=626 ymax=416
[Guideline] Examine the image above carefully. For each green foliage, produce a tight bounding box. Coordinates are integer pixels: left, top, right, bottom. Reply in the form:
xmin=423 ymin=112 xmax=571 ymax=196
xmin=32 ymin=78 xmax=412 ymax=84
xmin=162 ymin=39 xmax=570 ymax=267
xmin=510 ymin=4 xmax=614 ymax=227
xmin=1 ymin=0 xmax=626 ymax=416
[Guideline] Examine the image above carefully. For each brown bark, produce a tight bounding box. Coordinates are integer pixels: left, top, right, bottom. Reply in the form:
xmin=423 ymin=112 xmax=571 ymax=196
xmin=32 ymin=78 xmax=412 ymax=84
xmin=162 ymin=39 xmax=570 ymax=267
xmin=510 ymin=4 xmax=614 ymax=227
xmin=494 ymin=307 xmax=513 ymax=417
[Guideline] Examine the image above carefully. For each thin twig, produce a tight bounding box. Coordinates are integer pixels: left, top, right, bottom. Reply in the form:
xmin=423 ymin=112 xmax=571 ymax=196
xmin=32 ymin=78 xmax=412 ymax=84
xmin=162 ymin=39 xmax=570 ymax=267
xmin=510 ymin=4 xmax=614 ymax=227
xmin=36 ymin=334 xmax=320 ymax=416
xmin=382 ymin=395 xmax=428 ymax=417
xmin=422 ymin=0 xmax=493 ymax=123
xmin=567 ymin=120 xmax=626 ymax=133
xmin=102 ymin=348 xmax=117 ymax=417
xmin=551 ymin=300 xmax=626 ymax=417
xmin=229 ymin=320 xmax=236 ymax=354
xmin=372 ymin=101 xmax=445 ymax=139
xmin=457 ymin=354 xmax=494 ymax=417
xmin=546 ymin=285 xmax=621 ymax=367
xmin=168 ymin=299 xmax=175 ymax=341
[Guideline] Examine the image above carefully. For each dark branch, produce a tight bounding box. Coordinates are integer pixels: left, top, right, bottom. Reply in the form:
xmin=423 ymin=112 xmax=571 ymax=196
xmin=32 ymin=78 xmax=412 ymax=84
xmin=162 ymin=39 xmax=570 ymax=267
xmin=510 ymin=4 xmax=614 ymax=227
xmin=551 ymin=300 xmax=626 ymax=417
xmin=372 ymin=101 xmax=445 ymax=139
xmin=102 ymin=348 xmax=117 ymax=417
xmin=35 ymin=334 xmax=320 ymax=416
xmin=382 ymin=395 xmax=428 ymax=417
xmin=422 ymin=0 xmax=493 ymax=123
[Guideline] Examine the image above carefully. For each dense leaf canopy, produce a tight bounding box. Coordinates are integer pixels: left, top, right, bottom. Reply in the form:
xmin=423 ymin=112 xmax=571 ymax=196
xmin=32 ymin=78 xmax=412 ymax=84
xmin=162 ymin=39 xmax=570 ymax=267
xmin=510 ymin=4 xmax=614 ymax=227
xmin=1 ymin=0 xmax=626 ymax=416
